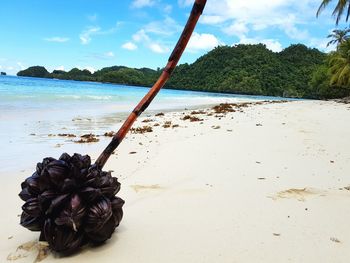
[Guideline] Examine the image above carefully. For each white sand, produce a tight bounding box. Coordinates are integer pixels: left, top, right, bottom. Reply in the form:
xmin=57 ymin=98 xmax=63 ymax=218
xmin=1 ymin=100 xmax=350 ymax=262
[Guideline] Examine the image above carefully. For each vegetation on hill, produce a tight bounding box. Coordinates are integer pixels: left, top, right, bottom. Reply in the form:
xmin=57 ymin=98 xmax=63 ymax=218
xmin=17 ymin=66 xmax=49 ymax=78
xmin=17 ymin=43 xmax=350 ymax=99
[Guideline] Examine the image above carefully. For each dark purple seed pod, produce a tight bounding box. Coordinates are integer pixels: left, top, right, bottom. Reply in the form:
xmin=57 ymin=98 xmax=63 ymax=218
xmin=46 ymin=194 xmax=70 ymax=215
xmin=111 ymin=197 xmax=125 ymax=225
xmin=60 ymin=178 xmax=77 ymax=192
xmin=38 ymin=190 xmax=58 ymax=211
xmin=80 ymin=187 xmax=102 ymax=202
xmin=22 ymin=198 xmax=42 ymax=217
xmin=23 ymin=174 xmax=41 ymax=196
xmin=59 ymin=153 xmax=71 ymax=162
xmin=19 ymin=187 xmax=32 ymax=201
xmin=86 ymin=216 xmax=116 ymax=243
xmin=55 ymin=194 xmax=85 ymax=231
xmin=19 ymin=153 xmax=124 ymax=254
xmin=20 ymin=212 xmax=43 ymax=231
xmin=84 ymin=197 xmax=113 ymax=233
xmin=44 ymin=219 xmax=84 ymax=253
xmin=46 ymin=160 xmax=70 ymax=186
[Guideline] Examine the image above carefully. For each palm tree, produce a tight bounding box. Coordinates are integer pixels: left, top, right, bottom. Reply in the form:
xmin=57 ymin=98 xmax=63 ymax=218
xmin=329 ymin=39 xmax=350 ymax=87
xmin=317 ymin=0 xmax=350 ymax=25
xmin=327 ymin=28 xmax=350 ymax=47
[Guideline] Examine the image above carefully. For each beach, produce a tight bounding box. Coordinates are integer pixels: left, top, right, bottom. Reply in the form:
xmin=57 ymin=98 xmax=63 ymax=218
xmin=1 ymin=99 xmax=350 ymax=262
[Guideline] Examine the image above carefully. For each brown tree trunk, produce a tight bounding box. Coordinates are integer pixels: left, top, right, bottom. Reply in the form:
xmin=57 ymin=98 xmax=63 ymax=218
xmin=95 ymin=0 xmax=207 ymax=168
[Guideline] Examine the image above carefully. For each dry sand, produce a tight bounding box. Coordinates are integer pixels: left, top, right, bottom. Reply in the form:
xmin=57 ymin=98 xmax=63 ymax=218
xmin=1 ymin=100 xmax=350 ymax=262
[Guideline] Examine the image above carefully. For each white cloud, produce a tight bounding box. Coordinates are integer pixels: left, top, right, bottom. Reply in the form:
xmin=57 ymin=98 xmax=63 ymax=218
xmin=132 ymin=29 xmax=170 ymax=53
xmin=85 ymin=66 xmax=96 ymax=73
xmin=133 ymin=29 xmax=150 ymax=42
xmin=55 ymin=66 xmax=65 ymax=71
xmin=17 ymin=62 xmax=25 ymax=70
xmin=149 ymin=43 xmax=169 ymax=53
xmin=76 ymin=66 xmax=96 ymax=73
xmin=308 ymin=37 xmax=335 ymax=52
xmin=80 ymin=26 xmax=101 ymax=44
xmin=105 ymin=51 xmax=115 ymax=57
xmin=223 ymin=21 xmax=249 ymax=37
xmin=178 ymin=0 xmax=193 ymax=7
xmin=187 ymin=32 xmax=222 ymax=52
xmin=44 ymin=37 xmax=70 ymax=43
xmin=144 ymin=16 xmax=181 ymax=36
xmin=122 ymin=42 xmax=138 ymax=50
xmin=0 ymin=65 xmax=2 ymax=70
xmin=200 ymin=15 xmax=226 ymax=25
xmin=197 ymin=0 xmax=328 ymax=49
xmin=236 ymin=37 xmax=283 ymax=52
xmin=131 ymin=0 xmax=155 ymax=8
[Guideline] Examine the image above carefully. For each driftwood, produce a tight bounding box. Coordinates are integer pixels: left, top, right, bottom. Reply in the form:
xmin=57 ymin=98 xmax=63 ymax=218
xmin=19 ymin=0 xmax=207 ymax=254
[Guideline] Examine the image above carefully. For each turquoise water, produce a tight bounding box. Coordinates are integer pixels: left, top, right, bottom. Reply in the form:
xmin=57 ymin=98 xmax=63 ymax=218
xmin=0 ymin=75 xmax=284 ymax=173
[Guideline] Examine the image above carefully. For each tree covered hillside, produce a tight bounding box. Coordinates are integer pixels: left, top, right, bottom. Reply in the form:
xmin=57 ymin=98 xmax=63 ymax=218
xmin=17 ymin=43 xmax=350 ymax=99
xmin=168 ymin=44 xmax=327 ymax=98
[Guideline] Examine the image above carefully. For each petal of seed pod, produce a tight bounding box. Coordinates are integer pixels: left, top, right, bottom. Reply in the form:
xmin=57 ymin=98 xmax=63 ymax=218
xmin=60 ymin=178 xmax=77 ymax=192
xmin=42 ymin=157 xmax=56 ymax=167
xmin=36 ymin=162 xmax=44 ymax=175
xmin=101 ymin=178 xmax=121 ymax=198
xmin=46 ymin=194 xmax=70 ymax=215
xmin=84 ymin=197 xmax=112 ymax=233
xmin=70 ymin=153 xmax=91 ymax=170
xmin=111 ymin=197 xmax=124 ymax=226
xmin=55 ymin=194 xmax=85 ymax=231
xmin=22 ymin=198 xmax=42 ymax=217
xmin=19 ymin=187 xmax=33 ymax=201
xmin=59 ymin=153 xmax=71 ymax=162
xmin=84 ymin=168 xmax=100 ymax=186
xmin=46 ymin=160 xmax=70 ymax=186
xmin=38 ymin=190 xmax=58 ymax=211
xmin=86 ymin=216 xmax=116 ymax=243
xmin=23 ymin=173 xmax=41 ymax=196
xmin=20 ymin=212 xmax=42 ymax=231
xmin=80 ymin=187 xmax=102 ymax=203
xmin=43 ymin=219 xmax=84 ymax=253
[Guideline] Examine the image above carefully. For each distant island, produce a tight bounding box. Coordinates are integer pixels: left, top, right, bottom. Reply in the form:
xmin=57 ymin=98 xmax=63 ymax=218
xmin=0 ymin=72 xmax=6 ymax=76
xmin=17 ymin=44 xmax=350 ymax=100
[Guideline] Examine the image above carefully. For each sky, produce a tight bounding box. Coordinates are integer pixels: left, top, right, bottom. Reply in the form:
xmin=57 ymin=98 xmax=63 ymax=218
xmin=0 ymin=0 xmax=347 ymax=75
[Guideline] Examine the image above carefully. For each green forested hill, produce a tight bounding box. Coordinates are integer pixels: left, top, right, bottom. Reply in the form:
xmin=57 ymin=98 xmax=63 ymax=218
xmin=17 ymin=44 xmax=350 ymax=99
xmin=168 ymin=44 xmax=327 ymax=98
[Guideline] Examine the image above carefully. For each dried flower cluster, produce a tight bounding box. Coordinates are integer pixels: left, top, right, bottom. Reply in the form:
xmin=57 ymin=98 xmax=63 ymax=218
xmin=19 ymin=153 xmax=124 ymax=253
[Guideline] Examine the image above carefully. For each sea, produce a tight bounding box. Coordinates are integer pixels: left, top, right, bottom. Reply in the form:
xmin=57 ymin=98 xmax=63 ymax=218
xmin=0 ymin=75 xmax=285 ymax=174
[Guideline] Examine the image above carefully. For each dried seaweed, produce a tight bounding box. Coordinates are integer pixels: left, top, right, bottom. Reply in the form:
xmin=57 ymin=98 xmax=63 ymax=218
xmin=190 ymin=110 xmax=206 ymax=115
xmin=57 ymin=134 xmax=76 ymax=138
xmin=130 ymin=126 xmax=153 ymax=134
xmin=181 ymin=115 xmax=203 ymax=122
xmin=103 ymin=131 xmax=115 ymax=137
xmin=162 ymin=121 xmax=172 ymax=128
xmin=75 ymin=134 xmax=100 ymax=143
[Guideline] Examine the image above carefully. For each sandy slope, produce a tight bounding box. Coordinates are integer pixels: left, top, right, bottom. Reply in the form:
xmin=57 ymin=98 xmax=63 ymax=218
xmin=1 ymin=100 xmax=350 ymax=263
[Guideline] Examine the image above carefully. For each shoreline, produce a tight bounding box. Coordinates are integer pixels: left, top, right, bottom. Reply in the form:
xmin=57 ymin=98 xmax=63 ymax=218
xmin=1 ymin=100 xmax=350 ymax=262
xmin=4 ymin=75 xmax=300 ymax=101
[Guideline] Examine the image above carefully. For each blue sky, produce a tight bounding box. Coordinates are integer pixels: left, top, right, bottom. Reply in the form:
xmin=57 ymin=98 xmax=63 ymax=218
xmin=0 ymin=0 xmax=347 ymax=75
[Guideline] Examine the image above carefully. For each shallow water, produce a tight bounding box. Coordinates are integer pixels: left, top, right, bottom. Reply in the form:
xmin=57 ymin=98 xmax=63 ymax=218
xmin=0 ymin=76 xmax=285 ymax=173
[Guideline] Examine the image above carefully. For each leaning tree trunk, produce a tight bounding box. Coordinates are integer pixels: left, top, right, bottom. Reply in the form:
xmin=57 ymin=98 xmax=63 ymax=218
xmin=95 ymin=0 xmax=207 ymax=168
